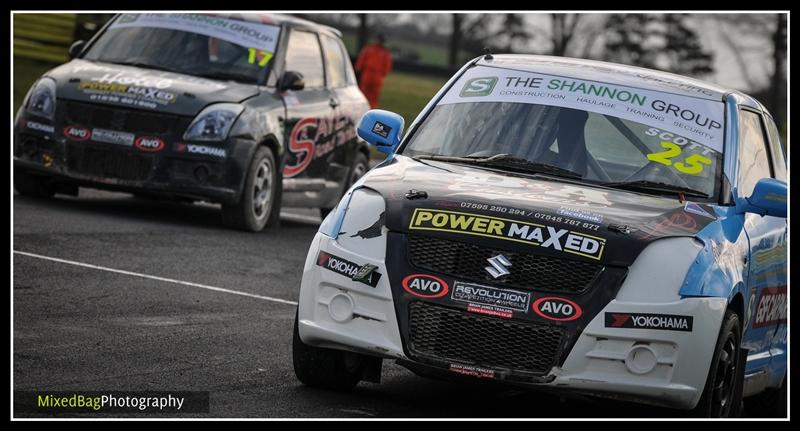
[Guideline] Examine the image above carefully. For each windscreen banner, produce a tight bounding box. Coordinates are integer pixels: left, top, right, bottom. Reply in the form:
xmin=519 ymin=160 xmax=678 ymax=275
xmin=439 ymin=65 xmax=725 ymax=153
xmin=110 ymin=13 xmax=281 ymax=53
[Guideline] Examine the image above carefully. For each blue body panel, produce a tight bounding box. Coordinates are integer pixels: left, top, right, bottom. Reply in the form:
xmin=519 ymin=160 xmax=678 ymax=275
xmin=678 ymin=96 xmax=787 ymax=382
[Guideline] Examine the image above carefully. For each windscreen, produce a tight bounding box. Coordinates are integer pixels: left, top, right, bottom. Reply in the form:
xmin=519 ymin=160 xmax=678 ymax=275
xmin=83 ymin=13 xmax=281 ymax=84
xmin=402 ymin=65 xmax=726 ymax=198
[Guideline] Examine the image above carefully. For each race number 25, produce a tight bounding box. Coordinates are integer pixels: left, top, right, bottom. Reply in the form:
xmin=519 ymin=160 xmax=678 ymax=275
xmin=647 ymin=141 xmax=712 ymax=175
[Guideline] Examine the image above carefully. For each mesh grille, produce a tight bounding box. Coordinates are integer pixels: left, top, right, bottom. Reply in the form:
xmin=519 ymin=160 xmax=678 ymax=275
xmin=62 ymin=101 xmax=189 ymax=136
xmin=408 ymin=235 xmax=603 ymax=294
xmin=67 ymin=145 xmax=153 ymax=181
xmin=408 ymin=301 xmax=564 ymax=375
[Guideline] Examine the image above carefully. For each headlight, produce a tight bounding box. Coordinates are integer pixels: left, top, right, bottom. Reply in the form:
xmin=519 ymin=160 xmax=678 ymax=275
xmin=319 ymin=190 xmax=355 ymax=238
xmin=183 ymin=103 xmax=244 ymax=141
xmin=318 ymin=176 xmax=373 ymax=239
xmin=26 ymin=78 xmax=56 ymax=119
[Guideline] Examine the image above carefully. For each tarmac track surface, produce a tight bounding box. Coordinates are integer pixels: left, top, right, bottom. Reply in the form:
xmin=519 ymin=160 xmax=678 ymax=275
xmin=13 ymin=189 xmax=764 ymax=418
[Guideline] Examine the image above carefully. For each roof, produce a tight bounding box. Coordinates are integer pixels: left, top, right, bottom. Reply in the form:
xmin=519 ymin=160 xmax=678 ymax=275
xmin=477 ymin=54 xmax=761 ymax=107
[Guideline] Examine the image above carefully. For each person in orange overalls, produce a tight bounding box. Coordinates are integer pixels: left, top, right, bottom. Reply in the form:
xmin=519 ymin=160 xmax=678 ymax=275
xmin=355 ymin=34 xmax=393 ymax=109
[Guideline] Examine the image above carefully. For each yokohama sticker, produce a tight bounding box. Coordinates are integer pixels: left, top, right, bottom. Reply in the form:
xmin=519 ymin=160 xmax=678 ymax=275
xmin=26 ymin=121 xmax=54 ymax=134
xmin=605 ymin=312 xmax=693 ymax=332
xmin=402 ymin=274 xmax=449 ymax=298
xmin=532 ymin=297 xmax=582 ymax=321
xmin=316 ymin=250 xmax=381 ymax=287
xmin=752 ymin=286 xmax=787 ymax=328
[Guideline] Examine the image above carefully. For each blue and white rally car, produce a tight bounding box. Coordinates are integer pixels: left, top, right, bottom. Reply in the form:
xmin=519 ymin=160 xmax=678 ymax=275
xmin=292 ymin=55 xmax=787 ymax=417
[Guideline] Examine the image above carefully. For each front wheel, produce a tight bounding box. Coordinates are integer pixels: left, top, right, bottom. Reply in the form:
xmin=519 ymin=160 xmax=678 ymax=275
xmin=292 ymin=313 xmax=365 ymax=390
xmin=691 ymin=310 xmax=742 ymax=417
xmin=222 ymin=147 xmax=280 ymax=232
xmin=14 ymin=170 xmax=56 ymax=198
xmin=746 ymin=376 xmax=786 ymax=417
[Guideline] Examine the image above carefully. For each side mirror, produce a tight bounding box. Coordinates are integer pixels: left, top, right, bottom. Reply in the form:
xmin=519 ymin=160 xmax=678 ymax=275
xmin=737 ymin=178 xmax=787 ymax=218
xmin=357 ymin=110 xmax=404 ymax=156
xmin=68 ymin=40 xmax=86 ymax=59
xmin=279 ymin=71 xmax=305 ymax=91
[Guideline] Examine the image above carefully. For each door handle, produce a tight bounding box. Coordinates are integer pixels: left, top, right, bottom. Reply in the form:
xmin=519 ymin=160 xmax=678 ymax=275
xmin=329 ymin=98 xmax=340 ymax=108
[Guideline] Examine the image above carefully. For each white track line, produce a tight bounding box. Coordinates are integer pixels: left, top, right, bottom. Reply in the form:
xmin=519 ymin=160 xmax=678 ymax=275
xmin=13 ymin=250 xmax=298 ymax=306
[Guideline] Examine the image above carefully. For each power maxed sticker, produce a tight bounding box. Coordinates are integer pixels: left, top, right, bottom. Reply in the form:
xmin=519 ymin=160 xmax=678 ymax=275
xmin=409 ymin=208 xmax=606 ymax=260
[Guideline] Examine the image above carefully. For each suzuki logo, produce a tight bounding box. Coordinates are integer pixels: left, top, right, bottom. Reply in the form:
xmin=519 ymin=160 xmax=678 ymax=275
xmin=485 ymin=254 xmax=512 ymax=279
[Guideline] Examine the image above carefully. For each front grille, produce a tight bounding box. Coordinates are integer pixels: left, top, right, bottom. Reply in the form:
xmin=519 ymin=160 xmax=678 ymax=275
xmin=67 ymin=145 xmax=153 ymax=181
xmin=408 ymin=301 xmax=564 ymax=374
xmin=408 ymin=235 xmax=603 ymax=294
xmin=62 ymin=101 xmax=189 ymax=136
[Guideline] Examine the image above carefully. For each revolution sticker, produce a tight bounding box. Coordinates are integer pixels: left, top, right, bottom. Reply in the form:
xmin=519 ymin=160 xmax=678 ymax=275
xmin=409 ymin=208 xmax=606 ymax=260
xmin=92 ymin=128 xmax=135 ymax=146
xmin=605 ymin=312 xmax=693 ymax=332
xmin=316 ymin=250 xmax=381 ymax=287
xmin=451 ymin=281 xmax=530 ymax=315
xmin=438 ymin=65 xmax=724 ymax=153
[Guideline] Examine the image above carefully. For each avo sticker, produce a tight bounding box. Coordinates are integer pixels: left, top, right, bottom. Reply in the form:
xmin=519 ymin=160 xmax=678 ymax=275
xmin=532 ymin=297 xmax=582 ymax=321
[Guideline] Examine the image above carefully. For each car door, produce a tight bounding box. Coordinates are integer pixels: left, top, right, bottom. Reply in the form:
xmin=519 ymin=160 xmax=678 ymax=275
xmin=760 ymin=113 xmax=788 ymax=380
xmin=318 ymin=33 xmax=360 ymax=198
xmin=737 ymin=108 xmax=787 ymax=375
xmin=281 ymin=29 xmax=335 ymax=183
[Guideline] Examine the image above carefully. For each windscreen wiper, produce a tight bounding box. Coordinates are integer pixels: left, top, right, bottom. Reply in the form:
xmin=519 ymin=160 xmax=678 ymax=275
xmin=195 ymin=71 xmax=256 ymax=83
xmin=413 ymin=153 xmax=583 ymax=179
xmin=602 ymin=180 xmax=709 ymax=198
xmin=106 ymin=61 xmax=181 ymax=74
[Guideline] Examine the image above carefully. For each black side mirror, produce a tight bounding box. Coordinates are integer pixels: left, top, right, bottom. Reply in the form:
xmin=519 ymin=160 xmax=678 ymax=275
xmin=279 ymin=71 xmax=305 ymax=91
xmin=69 ymin=40 xmax=86 ymax=59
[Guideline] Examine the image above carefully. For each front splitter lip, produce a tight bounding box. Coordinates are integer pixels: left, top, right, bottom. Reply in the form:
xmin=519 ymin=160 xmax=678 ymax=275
xmin=397 ymin=357 xmax=558 ymax=385
xmin=14 ymin=157 xmax=239 ymax=204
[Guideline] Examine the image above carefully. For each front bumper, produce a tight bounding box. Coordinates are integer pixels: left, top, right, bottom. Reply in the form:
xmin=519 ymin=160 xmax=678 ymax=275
xmin=297 ymin=231 xmax=727 ymax=410
xmin=14 ymin=111 xmax=254 ymax=205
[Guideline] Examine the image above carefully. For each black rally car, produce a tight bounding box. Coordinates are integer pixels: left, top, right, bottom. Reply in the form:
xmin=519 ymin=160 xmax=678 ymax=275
xmin=14 ymin=13 xmax=371 ymax=231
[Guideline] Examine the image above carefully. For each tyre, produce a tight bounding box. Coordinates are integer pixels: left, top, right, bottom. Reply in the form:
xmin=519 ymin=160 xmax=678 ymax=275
xmin=746 ymin=376 xmax=787 ymax=417
xmin=691 ymin=310 xmax=742 ymax=417
xmin=320 ymin=151 xmax=369 ymax=219
xmin=222 ymin=147 xmax=280 ymax=232
xmin=14 ymin=170 xmax=56 ymax=198
xmin=292 ymin=312 xmax=364 ymax=391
